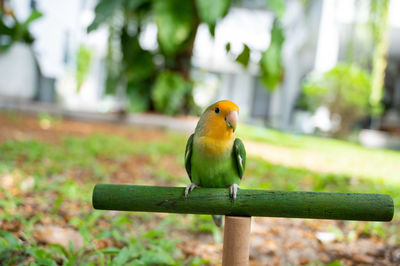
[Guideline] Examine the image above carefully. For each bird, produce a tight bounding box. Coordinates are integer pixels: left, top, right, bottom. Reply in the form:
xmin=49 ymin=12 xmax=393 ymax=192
xmin=184 ymin=100 xmax=246 ymax=226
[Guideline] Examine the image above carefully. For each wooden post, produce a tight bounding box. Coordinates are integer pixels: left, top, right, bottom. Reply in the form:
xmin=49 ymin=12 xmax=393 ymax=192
xmin=222 ymin=216 xmax=251 ymax=266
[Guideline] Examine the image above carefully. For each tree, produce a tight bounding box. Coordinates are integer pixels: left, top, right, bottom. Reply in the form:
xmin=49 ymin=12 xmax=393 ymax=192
xmin=369 ymin=0 xmax=390 ymax=119
xmin=303 ymin=63 xmax=373 ymax=137
xmin=88 ymin=0 xmax=285 ymax=115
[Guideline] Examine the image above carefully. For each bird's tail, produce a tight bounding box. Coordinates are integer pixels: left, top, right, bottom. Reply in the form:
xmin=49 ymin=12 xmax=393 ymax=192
xmin=212 ymin=215 xmax=223 ymax=227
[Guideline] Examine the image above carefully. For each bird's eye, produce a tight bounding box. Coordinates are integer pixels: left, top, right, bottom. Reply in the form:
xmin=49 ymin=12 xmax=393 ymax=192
xmin=215 ymin=107 xmax=220 ymax=114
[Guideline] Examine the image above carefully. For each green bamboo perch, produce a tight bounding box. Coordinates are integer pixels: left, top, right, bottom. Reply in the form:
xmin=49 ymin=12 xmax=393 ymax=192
xmin=92 ymin=184 xmax=394 ymax=221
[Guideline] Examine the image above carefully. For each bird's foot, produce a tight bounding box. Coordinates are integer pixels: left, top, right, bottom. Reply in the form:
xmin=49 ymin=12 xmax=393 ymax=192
xmin=229 ymin=184 xmax=240 ymax=200
xmin=185 ymin=183 xmax=200 ymax=198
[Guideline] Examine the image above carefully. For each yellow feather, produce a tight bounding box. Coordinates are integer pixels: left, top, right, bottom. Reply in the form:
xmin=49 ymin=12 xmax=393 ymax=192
xmin=194 ymin=100 xmax=239 ymax=156
xmin=194 ymin=136 xmax=234 ymax=157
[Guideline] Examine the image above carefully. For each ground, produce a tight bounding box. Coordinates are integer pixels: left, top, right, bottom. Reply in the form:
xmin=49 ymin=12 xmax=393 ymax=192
xmin=0 ymin=111 xmax=399 ymax=265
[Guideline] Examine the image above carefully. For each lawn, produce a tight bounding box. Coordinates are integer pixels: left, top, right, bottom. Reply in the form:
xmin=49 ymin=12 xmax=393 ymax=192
xmin=0 ymin=112 xmax=399 ymax=265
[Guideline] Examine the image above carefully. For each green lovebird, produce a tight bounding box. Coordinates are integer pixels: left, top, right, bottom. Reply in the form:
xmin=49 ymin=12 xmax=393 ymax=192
xmin=184 ymin=100 xmax=246 ymax=226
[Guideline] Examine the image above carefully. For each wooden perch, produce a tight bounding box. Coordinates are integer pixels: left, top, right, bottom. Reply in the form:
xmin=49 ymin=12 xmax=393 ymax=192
xmin=92 ymin=184 xmax=394 ymax=221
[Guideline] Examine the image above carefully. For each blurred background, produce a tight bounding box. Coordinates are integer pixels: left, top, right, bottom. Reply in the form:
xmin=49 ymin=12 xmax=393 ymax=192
xmin=1 ymin=0 xmax=400 ymax=265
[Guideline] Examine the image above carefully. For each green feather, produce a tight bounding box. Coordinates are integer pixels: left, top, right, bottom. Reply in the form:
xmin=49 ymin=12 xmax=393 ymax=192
xmin=184 ymin=135 xmax=246 ymax=188
xmin=184 ymin=119 xmax=247 ymax=228
xmin=184 ymin=134 xmax=194 ymax=182
xmin=233 ymin=138 xmax=246 ymax=179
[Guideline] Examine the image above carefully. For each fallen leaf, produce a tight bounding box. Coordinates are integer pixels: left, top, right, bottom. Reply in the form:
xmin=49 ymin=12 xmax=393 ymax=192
xmin=0 ymin=218 xmax=21 ymax=232
xmin=93 ymin=238 xmax=114 ymax=250
xmin=353 ymin=253 xmax=374 ymax=264
xmin=34 ymin=225 xmax=84 ymax=250
xmin=299 ymin=258 xmax=310 ymax=265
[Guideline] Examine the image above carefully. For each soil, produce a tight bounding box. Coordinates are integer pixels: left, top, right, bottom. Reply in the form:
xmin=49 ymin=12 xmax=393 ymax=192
xmin=0 ymin=112 xmax=399 ymax=265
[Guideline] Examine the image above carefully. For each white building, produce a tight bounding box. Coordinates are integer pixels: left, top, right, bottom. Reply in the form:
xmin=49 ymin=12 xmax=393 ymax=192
xmin=2 ymin=0 xmax=400 ymax=131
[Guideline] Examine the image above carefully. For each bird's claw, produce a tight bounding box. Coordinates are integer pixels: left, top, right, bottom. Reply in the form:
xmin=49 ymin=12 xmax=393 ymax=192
xmin=185 ymin=183 xmax=199 ymax=198
xmin=229 ymin=184 xmax=240 ymax=200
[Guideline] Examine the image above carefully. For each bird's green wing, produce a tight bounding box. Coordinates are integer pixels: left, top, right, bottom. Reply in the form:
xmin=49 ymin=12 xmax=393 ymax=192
xmin=184 ymin=134 xmax=194 ymax=182
xmin=233 ymin=138 xmax=246 ymax=179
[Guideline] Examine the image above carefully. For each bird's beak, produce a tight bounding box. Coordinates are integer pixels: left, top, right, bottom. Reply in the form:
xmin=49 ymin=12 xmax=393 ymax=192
xmin=225 ymin=111 xmax=238 ymax=132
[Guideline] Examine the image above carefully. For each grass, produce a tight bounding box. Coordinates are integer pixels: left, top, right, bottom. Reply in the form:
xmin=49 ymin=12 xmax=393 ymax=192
xmin=0 ymin=113 xmax=399 ymax=265
xmin=0 ymin=131 xmax=194 ymax=265
xmin=238 ymin=124 xmax=400 ymax=184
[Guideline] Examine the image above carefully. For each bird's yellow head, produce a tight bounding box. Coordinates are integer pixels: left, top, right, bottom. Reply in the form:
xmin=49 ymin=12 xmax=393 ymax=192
xmin=196 ymin=100 xmax=239 ymax=140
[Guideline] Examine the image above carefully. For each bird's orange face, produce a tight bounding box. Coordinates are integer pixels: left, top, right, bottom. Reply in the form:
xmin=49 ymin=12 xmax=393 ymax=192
xmin=202 ymin=100 xmax=239 ymax=140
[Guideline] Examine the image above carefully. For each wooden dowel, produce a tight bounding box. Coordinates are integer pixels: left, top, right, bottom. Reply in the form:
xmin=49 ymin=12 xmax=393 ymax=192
xmin=222 ymin=216 xmax=251 ymax=266
xmin=92 ymin=184 xmax=394 ymax=221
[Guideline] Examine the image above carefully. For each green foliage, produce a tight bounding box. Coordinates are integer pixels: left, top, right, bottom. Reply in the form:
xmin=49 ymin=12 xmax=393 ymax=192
xmin=225 ymin=42 xmax=231 ymax=53
xmin=195 ymin=0 xmax=231 ymax=36
xmin=0 ymin=139 xmax=47 ymax=164
xmin=0 ymin=231 xmax=25 ymax=264
xmin=260 ymin=18 xmax=284 ymax=90
xmin=327 ymin=260 xmax=343 ymax=266
xmin=303 ymin=63 xmax=374 ymax=130
xmin=302 ymin=63 xmax=375 ymax=135
xmin=225 ymin=6 xmax=286 ymax=91
xmin=154 ymin=0 xmax=197 ymax=56
xmin=360 ymin=221 xmax=386 ymax=238
xmin=0 ymin=228 xmax=183 ymax=265
xmin=231 ymin=2 xmax=286 ymax=91
xmin=121 ymin=25 xmax=156 ymax=112
xmin=87 ymin=0 xmax=123 ymax=33
xmin=76 ymin=45 xmax=93 ymax=91
xmin=88 ymin=0 xmax=202 ymax=114
xmin=0 ymin=8 xmax=42 ymax=51
xmin=103 ymin=26 xmax=121 ymax=96
xmin=152 ymin=70 xmax=192 ymax=115
xmin=189 ymin=215 xmax=222 ymax=242
xmin=369 ymin=0 xmax=390 ymax=41
xmin=99 ymin=0 xmax=156 ymax=112
xmin=266 ymin=0 xmax=285 ymax=19
xmin=88 ymin=0 xmax=288 ymax=114
xmin=121 ymin=33 xmax=155 ymax=83
xmin=235 ymin=44 xmax=250 ymax=67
